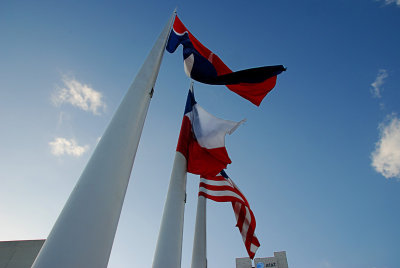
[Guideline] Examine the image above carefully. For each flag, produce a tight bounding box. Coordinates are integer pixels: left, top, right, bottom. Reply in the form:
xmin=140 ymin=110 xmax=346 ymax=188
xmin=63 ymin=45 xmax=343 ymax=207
xmin=199 ymin=170 xmax=260 ymax=259
xmin=167 ymin=16 xmax=286 ymax=106
xmin=176 ymin=87 xmax=244 ymax=177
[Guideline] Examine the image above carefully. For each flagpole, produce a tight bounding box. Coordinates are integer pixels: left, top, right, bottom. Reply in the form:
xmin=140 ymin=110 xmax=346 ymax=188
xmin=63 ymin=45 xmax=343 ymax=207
xmin=152 ymin=82 xmax=194 ymax=268
xmin=152 ymin=151 xmax=187 ymax=268
xmin=191 ymin=194 xmax=207 ymax=268
xmin=32 ymin=11 xmax=176 ymax=268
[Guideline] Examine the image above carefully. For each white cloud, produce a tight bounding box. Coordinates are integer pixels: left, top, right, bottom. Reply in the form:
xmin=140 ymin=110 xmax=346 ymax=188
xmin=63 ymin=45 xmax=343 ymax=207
xmin=52 ymin=75 xmax=106 ymax=115
xmin=371 ymin=115 xmax=400 ymax=179
xmin=49 ymin=137 xmax=89 ymax=157
xmin=383 ymin=0 xmax=400 ymax=6
xmin=371 ymin=69 xmax=388 ymax=98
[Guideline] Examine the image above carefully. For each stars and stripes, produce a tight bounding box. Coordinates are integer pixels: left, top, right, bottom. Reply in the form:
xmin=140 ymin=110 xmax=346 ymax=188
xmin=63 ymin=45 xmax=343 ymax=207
xmin=199 ymin=170 xmax=260 ymax=259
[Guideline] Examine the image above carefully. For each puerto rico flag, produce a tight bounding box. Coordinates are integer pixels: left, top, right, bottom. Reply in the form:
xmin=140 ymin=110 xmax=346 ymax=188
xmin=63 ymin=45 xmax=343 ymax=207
xmin=176 ymin=87 xmax=244 ymax=177
xmin=199 ymin=170 xmax=260 ymax=259
xmin=166 ymin=16 xmax=286 ymax=106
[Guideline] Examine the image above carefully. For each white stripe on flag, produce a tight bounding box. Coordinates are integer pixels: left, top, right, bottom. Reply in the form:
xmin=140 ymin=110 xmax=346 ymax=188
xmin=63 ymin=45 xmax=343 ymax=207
xmin=250 ymin=243 xmax=258 ymax=253
xmin=199 ymin=187 xmax=245 ymax=203
xmin=192 ymin=104 xmax=244 ymax=149
xmin=200 ymin=177 xmax=233 ymax=187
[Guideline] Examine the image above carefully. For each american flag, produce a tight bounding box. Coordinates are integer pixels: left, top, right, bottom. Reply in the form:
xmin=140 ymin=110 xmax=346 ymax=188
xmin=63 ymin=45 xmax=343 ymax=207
xmin=198 ymin=170 xmax=260 ymax=259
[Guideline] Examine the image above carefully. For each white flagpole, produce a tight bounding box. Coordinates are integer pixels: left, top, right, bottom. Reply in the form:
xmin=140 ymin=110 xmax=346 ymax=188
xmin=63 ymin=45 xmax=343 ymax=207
xmin=152 ymin=82 xmax=194 ymax=268
xmin=191 ymin=194 xmax=207 ymax=268
xmin=32 ymin=11 xmax=176 ymax=268
xmin=152 ymin=151 xmax=188 ymax=268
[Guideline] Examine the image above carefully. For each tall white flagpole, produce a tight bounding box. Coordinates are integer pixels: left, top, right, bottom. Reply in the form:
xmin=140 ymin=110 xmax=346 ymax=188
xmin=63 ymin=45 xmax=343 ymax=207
xmin=152 ymin=151 xmax=187 ymax=268
xmin=191 ymin=194 xmax=207 ymax=268
xmin=32 ymin=11 xmax=176 ymax=268
xmin=152 ymin=82 xmax=194 ymax=268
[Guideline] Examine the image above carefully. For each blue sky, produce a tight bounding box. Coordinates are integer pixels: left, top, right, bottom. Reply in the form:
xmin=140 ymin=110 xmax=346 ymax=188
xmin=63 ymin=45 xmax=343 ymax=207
xmin=1 ymin=1 xmax=400 ymax=267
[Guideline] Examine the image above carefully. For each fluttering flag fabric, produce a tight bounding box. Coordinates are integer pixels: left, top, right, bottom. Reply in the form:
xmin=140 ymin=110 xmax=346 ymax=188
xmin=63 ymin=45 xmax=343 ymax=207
xmin=176 ymin=87 xmax=244 ymax=177
xmin=199 ymin=170 xmax=260 ymax=259
xmin=166 ymin=15 xmax=286 ymax=106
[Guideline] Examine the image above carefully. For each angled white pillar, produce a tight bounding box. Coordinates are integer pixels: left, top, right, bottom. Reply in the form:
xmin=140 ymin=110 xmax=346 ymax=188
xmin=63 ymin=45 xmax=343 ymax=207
xmin=152 ymin=151 xmax=188 ymax=268
xmin=191 ymin=194 xmax=207 ymax=268
xmin=32 ymin=11 xmax=176 ymax=268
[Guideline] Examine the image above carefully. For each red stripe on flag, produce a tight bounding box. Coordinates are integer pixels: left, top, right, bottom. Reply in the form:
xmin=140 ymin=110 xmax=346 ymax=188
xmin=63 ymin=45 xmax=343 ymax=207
xmin=188 ymin=142 xmax=231 ymax=177
xmin=227 ymin=76 xmax=278 ymax=106
xmin=176 ymin=115 xmax=193 ymax=159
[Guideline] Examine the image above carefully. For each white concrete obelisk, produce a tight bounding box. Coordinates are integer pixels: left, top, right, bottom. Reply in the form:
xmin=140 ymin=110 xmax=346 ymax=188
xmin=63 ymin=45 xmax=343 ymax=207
xmin=191 ymin=194 xmax=207 ymax=268
xmin=32 ymin=11 xmax=176 ymax=268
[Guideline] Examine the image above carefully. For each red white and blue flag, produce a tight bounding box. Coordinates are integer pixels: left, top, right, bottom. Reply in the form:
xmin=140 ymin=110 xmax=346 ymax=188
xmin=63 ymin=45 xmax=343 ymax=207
xmin=199 ymin=170 xmax=260 ymax=259
xmin=167 ymin=16 xmax=286 ymax=106
xmin=176 ymin=87 xmax=244 ymax=177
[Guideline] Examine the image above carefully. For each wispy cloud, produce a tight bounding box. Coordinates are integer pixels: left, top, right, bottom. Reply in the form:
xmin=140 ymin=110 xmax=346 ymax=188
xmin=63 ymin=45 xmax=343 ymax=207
xmin=52 ymin=75 xmax=106 ymax=115
xmin=371 ymin=69 xmax=388 ymax=98
xmin=382 ymin=0 xmax=400 ymax=6
xmin=371 ymin=114 xmax=400 ymax=179
xmin=56 ymin=111 xmax=72 ymax=128
xmin=318 ymin=260 xmax=332 ymax=268
xmin=49 ymin=137 xmax=89 ymax=157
